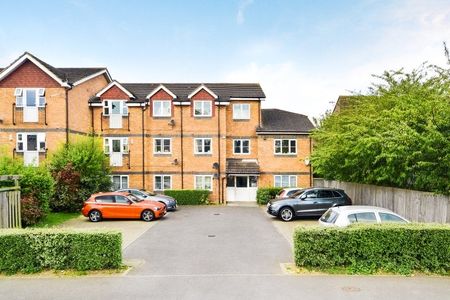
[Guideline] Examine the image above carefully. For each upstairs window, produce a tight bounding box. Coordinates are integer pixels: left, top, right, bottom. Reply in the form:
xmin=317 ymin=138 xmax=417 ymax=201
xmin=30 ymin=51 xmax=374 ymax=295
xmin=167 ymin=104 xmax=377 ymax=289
xmin=194 ymin=138 xmax=212 ymax=154
xmin=233 ymin=139 xmax=250 ymax=154
xmin=193 ymin=101 xmax=212 ymax=117
xmin=154 ymin=138 xmax=171 ymax=154
xmin=15 ymin=88 xmax=45 ymax=107
xmin=274 ymin=139 xmax=297 ymax=155
xmin=103 ymin=100 xmax=128 ymax=116
xmin=233 ymin=103 xmax=250 ymax=119
xmin=153 ymin=100 xmax=171 ymax=117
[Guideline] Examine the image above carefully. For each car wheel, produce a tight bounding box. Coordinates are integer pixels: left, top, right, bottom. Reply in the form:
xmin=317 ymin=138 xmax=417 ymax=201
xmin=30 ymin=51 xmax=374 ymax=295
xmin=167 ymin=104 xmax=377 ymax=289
xmin=279 ymin=207 xmax=294 ymax=222
xmin=141 ymin=209 xmax=155 ymax=222
xmin=89 ymin=210 xmax=102 ymax=222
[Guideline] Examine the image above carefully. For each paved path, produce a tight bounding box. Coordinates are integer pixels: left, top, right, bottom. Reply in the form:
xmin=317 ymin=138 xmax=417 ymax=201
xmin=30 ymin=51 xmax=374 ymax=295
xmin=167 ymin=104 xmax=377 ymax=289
xmin=1 ymin=206 xmax=449 ymax=300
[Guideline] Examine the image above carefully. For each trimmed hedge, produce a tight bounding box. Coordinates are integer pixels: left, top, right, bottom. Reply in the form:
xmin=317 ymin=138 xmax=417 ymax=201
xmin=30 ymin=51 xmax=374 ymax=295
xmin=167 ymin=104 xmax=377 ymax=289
xmin=256 ymin=187 xmax=283 ymax=205
xmin=294 ymin=224 xmax=450 ymax=275
xmin=0 ymin=229 xmax=122 ymax=274
xmin=164 ymin=190 xmax=210 ymax=205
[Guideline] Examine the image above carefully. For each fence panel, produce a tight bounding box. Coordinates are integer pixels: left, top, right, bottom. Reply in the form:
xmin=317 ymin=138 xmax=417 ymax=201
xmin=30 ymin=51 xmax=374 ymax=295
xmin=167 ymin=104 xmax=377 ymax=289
xmin=0 ymin=175 xmax=22 ymax=229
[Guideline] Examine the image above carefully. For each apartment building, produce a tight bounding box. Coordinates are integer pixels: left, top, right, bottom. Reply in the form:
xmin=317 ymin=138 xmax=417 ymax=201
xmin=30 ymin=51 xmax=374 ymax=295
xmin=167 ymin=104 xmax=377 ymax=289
xmin=0 ymin=52 xmax=314 ymax=203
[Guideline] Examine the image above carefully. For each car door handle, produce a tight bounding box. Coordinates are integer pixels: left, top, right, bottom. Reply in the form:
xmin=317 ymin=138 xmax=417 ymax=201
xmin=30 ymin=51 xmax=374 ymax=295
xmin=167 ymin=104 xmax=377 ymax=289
xmin=313 ymin=202 xmax=318 ymax=204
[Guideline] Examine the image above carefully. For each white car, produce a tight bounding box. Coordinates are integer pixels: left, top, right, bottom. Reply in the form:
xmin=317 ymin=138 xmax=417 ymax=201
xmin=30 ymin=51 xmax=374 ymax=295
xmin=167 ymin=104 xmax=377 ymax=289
xmin=319 ymin=205 xmax=409 ymax=227
xmin=275 ymin=188 xmax=304 ymax=198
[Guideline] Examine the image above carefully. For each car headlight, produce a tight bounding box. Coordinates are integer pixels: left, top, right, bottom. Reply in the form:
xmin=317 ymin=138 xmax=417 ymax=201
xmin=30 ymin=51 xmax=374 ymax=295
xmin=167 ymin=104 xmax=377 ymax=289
xmin=155 ymin=207 xmax=161 ymax=211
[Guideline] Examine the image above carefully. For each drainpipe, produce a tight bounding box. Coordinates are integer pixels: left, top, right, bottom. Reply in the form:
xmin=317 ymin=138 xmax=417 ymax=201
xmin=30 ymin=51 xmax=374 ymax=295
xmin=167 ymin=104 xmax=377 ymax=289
xmin=142 ymin=104 xmax=146 ymax=189
xmin=65 ymin=88 xmax=70 ymax=145
xmin=217 ymin=99 xmax=221 ymax=204
xmin=180 ymin=100 xmax=184 ymax=189
xmin=90 ymin=105 xmax=94 ymax=134
xmin=309 ymin=136 xmax=312 ymax=187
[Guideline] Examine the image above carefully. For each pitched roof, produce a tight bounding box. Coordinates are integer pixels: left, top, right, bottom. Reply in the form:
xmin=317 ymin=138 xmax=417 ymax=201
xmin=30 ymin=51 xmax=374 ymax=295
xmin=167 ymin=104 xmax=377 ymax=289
xmin=120 ymin=83 xmax=265 ymax=102
xmin=257 ymin=109 xmax=315 ymax=134
xmin=226 ymin=159 xmax=260 ymax=174
xmin=0 ymin=52 xmax=111 ymax=86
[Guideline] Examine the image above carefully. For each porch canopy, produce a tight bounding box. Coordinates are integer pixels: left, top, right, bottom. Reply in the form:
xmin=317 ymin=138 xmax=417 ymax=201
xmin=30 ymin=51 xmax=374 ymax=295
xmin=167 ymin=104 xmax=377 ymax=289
xmin=226 ymin=159 xmax=260 ymax=175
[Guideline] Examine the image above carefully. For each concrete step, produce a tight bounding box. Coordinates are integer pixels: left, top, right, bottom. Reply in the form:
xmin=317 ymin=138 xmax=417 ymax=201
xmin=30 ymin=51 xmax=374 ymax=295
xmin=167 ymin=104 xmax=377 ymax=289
xmin=226 ymin=201 xmax=258 ymax=207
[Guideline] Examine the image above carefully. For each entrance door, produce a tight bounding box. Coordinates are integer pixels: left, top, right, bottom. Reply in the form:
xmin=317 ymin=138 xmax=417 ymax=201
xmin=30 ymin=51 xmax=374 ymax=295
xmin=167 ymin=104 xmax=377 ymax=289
xmin=109 ymin=101 xmax=123 ymax=128
xmin=110 ymin=139 xmax=123 ymax=166
xmin=24 ymin=134 xmax=39 ymax=166
xmin=23 ymin=89 xmax=38 ymax=122
xmin=226 ymin=175 xmax=258 ymax=202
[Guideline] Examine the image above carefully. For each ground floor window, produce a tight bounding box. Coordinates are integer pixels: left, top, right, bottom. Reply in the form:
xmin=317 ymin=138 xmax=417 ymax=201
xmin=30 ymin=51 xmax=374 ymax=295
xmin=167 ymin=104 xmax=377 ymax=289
xmin=111 ymin=175 xmax=129 ymax=190
xmin=274 ymin=175 xmax=297 ymax=187
xmin=195 ymin=175 xmax=213 ymax=191
xmin=154 ymin=175 xmax=171 ymax=191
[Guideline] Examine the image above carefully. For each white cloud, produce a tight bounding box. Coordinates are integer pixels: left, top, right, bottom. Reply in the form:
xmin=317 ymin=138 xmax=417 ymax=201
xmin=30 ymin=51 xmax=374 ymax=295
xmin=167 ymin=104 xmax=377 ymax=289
xmin=236 ymin=0 xmax=254 ymax=25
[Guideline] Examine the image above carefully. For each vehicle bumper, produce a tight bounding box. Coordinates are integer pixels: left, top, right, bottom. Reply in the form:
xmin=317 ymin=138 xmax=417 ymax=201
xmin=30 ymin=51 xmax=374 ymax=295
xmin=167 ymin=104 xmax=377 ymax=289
xmin=266 ymin=205 xmax=280 ymax=217
xmin=155 ymin=208 xmax=167 ymax=219
xmin=166 ymin=202 xmax=177 ymax=211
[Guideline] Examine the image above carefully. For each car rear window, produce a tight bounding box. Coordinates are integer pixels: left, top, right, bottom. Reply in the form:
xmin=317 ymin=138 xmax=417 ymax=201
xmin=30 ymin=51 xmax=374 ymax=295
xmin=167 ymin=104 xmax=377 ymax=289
xmin=320 ymin=210 xmax=339 ymax=223
xmin=332 ymin=191 xmax=342 ymax=198
xmin=348 ymin=212 xmax=377 ymax=223
xmin=379 ymin=212 xmax=407 ymax=223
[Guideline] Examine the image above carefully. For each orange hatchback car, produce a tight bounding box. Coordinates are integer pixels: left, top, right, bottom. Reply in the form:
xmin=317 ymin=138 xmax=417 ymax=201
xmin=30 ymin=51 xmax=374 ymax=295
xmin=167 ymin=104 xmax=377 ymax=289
xmin=81 ymin=192 xmax=166 ymax=222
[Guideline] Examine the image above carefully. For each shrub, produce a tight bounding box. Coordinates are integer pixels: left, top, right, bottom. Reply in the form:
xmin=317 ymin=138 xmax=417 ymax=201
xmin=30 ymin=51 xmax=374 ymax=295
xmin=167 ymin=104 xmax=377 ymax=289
xmin=0 ymin=155 xmax=55 ymax=226
xmin=49 ymin=136 xmax=111 ymax=212
xmin=293 ymin=224 xmax=450 ymax=275
xmin=256 ymin=187 xmax=283 ymax=205
xmin=164 ymin=190 xmax=210 ymax=205
xmin=0 ymin=229 xmax=122 ymax=274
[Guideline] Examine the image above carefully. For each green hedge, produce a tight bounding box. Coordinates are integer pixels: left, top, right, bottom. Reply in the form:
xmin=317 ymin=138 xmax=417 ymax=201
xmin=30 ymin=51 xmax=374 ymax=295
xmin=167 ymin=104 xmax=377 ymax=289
xmin=0 ymin=229 xmax=122 ymax=274
xmin=294 ymin=224 xmax=450 ymax=275
xmin=256 ymin=187 xmax=283 ymax=205
xmin=164 ymin=190 xmax=210 ymax=205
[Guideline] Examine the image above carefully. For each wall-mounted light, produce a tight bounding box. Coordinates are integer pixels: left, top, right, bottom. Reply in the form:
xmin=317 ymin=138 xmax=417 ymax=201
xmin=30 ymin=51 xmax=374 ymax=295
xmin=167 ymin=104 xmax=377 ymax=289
xmin=168 ymin=119 xmax=175 ymax=126
xmin=304 ymin=157 xmax=310 ymax=166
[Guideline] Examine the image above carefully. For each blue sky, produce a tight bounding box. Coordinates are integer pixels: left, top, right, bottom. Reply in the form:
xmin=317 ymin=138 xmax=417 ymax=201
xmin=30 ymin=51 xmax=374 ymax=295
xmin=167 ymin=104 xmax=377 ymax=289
xmin=0 ymin=0 xmax=449 ymax=118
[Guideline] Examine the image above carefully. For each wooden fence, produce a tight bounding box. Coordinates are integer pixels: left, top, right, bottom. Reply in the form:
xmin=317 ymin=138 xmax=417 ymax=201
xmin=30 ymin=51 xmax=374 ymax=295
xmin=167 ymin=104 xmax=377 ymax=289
xmin=314 ymin=179 xmax=450 ymax=223
xmin=0 ymin=175 xmax=21 ymax=228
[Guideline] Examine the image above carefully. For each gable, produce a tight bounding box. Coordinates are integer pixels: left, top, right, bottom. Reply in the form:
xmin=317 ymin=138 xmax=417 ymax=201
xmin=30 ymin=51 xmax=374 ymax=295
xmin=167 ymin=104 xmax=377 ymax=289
xmin=100 ymin=85 xmax=131 ymax=100
xmin=150 ymin=89 xmax=174 ymax=100
xmin=190 ymin=89 xmax=216 ymax=100
xmin=0 ymin=60 xmax=61 ymax=88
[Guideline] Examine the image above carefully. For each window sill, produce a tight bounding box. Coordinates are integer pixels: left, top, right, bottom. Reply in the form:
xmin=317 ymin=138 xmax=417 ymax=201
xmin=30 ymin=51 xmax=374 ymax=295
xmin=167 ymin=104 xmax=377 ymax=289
xmin=194 ymin=153 xmax=213 ymax=156
xmin=232 ymin=118 xmax=250 ymax=122
xmin=152 ymin=116 xmax=172 ymax=119
xmin=274 ymin=154 xmax=297 ymax=157
xmin=193 ymin=116 xmax=212 ymax=119
xmin=153 ymin=153 xmax=172 ymax=156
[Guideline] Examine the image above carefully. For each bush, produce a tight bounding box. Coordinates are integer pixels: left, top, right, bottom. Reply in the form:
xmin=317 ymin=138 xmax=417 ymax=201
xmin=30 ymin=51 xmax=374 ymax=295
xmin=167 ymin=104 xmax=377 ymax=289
xmin=293 ymin=224 xmax=450 ymax=275
xmin=49 ymin=136 xmax=111 ymax=212
xmin=256 ymin=187 xmax=283 ymax=205
xmin=164 ymin=190 xmax=210 ymax=205
xmin=0 ymin=229 xmax=122 ymax=274
xmin=0 ymin=155 xmax=55 ymax=226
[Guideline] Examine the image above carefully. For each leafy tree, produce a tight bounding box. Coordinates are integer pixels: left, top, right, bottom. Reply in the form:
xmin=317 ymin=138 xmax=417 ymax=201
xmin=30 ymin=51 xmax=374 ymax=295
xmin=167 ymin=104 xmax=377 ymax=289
xmin=312 ymin=58 xmax=450 ymax=195
xmin=49 ymin=136 xmax=112 ymax=212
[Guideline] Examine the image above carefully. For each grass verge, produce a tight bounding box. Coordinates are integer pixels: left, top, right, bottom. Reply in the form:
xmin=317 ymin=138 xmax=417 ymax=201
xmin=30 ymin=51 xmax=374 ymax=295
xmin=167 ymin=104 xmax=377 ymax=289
xmin=33 ymin=212 xmax=80 ymax=228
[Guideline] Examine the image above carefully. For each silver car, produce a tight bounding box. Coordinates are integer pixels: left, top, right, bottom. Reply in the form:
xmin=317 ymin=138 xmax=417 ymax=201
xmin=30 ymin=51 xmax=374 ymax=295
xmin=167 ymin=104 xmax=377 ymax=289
xmin=319 ymin=205 xmax=409 ymax=227
xmin=117 ymin=189 xmax=177 ymax=211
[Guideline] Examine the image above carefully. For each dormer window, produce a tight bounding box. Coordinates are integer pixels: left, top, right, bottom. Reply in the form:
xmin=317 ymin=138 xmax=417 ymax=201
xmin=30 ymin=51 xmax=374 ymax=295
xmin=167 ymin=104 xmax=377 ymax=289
xmin=193 ymin=101 xmax=212 ymax=117
xmin=14 ymin=88 xmax=46 ymax=108
xmin=103 ymin=100 xmax=128 ymax=116
xmin=153 ymin=100 xmax=171 ymax=117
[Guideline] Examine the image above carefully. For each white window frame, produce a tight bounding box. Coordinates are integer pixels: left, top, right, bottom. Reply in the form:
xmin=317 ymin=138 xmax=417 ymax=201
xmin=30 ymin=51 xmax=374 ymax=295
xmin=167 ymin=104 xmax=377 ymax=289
xmin=153 ymin=138 xmax=172 ymax=154
xmin=232 ymin=103 xmax=250 ymax=120
xmin=152 ymin=100 xmax=172 ymax=117
xmin=15 ymin=88 xmax=46 ymax=108
xmin=154 ymin=175 xmax=172 ymax=191
xmin=195 ymin=175 xmax=213 ymax=191
xmin=274 ymin=139 xmax=297 ymax=155
xmin=194 ymin=138 xmax=212 ymax=154
xmin=104 ymin=137 xmax=129 ymax=154
xmin=233 ymin=139 xmax=250 ymax=155
xmin=110 ymin=175 xmax=129 ymax=190
xmin=16 ymin=132 xmax=46 ymax=152
xmin=274 ymin=175 xmax=297 ymax=188
xmin=193 ymin=101 xmax=212 ymax=117
xmin=103 ymin=100 xmax=128 ymax=116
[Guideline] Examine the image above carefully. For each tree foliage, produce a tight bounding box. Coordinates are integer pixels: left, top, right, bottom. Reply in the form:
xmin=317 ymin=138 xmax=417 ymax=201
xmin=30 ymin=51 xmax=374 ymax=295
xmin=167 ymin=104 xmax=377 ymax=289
xmin=312 ymin=61 xmax=450 ymax=195
xmin=49 ymin=136 xmax=112 ymax=212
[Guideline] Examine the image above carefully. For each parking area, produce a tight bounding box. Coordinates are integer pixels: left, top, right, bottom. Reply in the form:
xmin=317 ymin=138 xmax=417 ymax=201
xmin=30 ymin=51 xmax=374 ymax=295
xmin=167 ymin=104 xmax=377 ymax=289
xmin=60 ymin=215 xmax=158 ymax=249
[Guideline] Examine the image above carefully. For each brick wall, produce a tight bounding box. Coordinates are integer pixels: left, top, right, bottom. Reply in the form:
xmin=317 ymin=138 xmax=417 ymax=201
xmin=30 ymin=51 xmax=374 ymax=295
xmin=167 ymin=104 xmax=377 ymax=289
xmin=0 ymin=60 xmax=60 ymax=88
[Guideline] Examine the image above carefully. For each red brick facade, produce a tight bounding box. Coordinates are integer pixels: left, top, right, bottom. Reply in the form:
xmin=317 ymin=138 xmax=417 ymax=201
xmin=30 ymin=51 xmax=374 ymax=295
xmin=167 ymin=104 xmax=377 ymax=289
xmin=0 ymin=60 xmax=60 ymax=88
xmin=100 ymin=85 xmax=130 ymax=100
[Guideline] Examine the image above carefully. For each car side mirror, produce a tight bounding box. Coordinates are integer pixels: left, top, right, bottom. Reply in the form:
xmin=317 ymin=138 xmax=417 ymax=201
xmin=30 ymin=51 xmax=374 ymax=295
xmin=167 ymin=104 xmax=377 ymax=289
xmin=300 ymin=194 xmax=307 ymax=200
xmin=128 ymin=200 xmax=133 ymax=205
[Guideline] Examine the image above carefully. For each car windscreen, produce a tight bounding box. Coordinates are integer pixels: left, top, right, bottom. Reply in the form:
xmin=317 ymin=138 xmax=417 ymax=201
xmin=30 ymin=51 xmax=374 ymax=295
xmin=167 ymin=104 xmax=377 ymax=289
xmin=320 ymin=209 xmax=339 ymax=223
xmin=127 ymin=194 xmax=142 ymax=202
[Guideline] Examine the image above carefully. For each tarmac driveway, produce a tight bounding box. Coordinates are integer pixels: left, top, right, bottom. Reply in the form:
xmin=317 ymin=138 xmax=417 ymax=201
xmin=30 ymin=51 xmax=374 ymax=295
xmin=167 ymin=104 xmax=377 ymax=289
xmin=124 ymin=206 xmax=293 ymax=275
